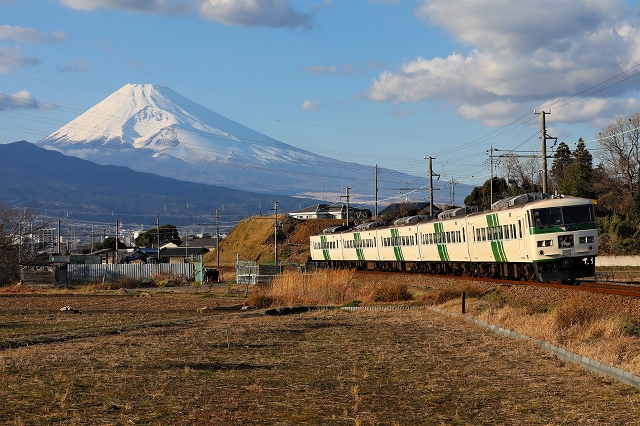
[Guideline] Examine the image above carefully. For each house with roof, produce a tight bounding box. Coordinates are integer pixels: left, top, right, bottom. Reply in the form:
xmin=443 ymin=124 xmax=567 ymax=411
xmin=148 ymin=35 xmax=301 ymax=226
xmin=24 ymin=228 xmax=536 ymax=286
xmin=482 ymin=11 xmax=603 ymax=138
xmin=159 ymin=246 xmax=209 ymax=264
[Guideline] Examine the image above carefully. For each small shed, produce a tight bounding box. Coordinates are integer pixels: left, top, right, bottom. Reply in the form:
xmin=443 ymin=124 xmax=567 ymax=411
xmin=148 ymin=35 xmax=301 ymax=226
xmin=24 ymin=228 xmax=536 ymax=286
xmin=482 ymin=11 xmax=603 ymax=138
xmin=20 ymin=263 xmax=68 ymax=287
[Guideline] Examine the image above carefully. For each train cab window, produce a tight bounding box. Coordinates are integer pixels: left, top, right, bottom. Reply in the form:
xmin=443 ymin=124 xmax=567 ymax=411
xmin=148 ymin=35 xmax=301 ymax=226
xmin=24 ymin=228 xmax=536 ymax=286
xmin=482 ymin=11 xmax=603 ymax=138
xmin=476 ymin=228 xmax=480 ymax=241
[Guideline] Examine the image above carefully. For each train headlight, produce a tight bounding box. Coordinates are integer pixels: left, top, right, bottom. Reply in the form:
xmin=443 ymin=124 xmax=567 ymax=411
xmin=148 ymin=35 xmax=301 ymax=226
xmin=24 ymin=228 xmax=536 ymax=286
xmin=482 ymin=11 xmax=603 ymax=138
xmin=537 ymin=240 xmax=552 ymax=247
xmin=579 ymin=236 xmax=595 ymax=244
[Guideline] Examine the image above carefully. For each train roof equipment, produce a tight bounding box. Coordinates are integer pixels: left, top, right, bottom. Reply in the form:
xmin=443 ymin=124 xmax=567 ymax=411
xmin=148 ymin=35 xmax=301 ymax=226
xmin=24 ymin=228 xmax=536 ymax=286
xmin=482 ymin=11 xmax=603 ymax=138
xmin=322 ymin=225 xmax=350 ymax=234
xmin=437 ymin=206 xmax=484 ymax=219
xmin=490 ymin=192 xmax=551 ymax=210
xmin=355 ymin=221 xmax=391 ymax=231
xmin=393 ymin=215 xmax=432 ymax=226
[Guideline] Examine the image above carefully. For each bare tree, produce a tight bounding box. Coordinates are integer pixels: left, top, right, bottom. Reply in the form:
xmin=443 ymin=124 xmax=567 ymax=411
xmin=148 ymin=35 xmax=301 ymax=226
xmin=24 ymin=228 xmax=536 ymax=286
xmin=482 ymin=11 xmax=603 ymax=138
xmin=596 ymin=114 xmax=640 ymax=195
xmin=0 ymin=203 xmax=49 ymax=285
xmin=498 ymin=154 xmax=541 ymax=193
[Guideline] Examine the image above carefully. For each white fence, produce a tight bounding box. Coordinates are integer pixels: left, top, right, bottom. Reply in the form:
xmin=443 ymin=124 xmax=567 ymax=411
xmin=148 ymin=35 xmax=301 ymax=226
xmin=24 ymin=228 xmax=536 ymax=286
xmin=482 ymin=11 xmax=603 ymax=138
xmin=67 ymin=263 xmax=198 ymax=283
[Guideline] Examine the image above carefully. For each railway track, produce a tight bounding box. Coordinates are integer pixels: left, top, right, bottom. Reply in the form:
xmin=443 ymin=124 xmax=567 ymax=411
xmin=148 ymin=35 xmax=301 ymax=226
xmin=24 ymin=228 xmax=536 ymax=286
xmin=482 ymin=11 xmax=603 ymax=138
xmin=354 ymin=270 xmax=640 ymax=297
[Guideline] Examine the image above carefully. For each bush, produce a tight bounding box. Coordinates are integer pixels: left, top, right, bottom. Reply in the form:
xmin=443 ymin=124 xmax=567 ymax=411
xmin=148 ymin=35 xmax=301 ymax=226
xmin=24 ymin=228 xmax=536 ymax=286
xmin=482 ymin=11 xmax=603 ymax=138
xmin=550 ymin=298 xmax=600 ymax=331
xmin=371 ymin=284 xmax=412 ymax=303
xmin=243 ymin=292 xmax=274 ymax=309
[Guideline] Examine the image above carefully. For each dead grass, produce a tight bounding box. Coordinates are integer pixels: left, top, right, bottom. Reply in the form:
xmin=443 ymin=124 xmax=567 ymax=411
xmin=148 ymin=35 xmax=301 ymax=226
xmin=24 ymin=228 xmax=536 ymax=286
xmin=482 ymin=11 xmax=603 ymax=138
xmin=0 ymin=308 xmax=638 ymax=424
xmin=256 ymin=270 xmax=416 ymax=307
xmin=203 ymin=216 xmax=343 ymax=266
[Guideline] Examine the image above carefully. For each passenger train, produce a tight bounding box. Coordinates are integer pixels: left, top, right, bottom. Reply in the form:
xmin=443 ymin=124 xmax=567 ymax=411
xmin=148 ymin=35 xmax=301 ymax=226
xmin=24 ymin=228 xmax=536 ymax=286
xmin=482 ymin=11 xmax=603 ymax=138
xmin=310 ymin=193 xmax=597 ymax=282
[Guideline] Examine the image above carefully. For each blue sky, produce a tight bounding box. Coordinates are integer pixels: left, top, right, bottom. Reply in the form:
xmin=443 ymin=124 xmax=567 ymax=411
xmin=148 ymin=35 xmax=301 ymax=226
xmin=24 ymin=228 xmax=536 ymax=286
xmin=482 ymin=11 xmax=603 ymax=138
xmin=3 ymin=0 xmax=640 ymax=190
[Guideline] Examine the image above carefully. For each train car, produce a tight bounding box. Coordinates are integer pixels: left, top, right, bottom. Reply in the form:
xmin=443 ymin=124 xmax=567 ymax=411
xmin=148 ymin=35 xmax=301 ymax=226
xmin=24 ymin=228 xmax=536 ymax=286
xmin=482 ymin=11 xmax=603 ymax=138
xmin=309 ymin=193 xmax=597 ymax=282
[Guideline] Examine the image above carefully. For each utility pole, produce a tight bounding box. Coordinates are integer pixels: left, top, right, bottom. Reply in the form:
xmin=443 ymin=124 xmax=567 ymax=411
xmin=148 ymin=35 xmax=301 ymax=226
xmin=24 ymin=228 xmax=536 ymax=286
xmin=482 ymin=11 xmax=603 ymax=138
xmin=115 ymin=220 xmax=118 ymax=264
xmin=156 ymin=217 xmax=160 ymax=262
xmin=341 ymin=187 xmax=351 ymax=226
xmin=448 ymin=178 xmax=458 ymax=205
xmin=425 ymin=156 xmax=439 ymax=216
xmin=57 ymin=220 xmax=61 ymax=255
xmin=488 ymin=144 xmax=498 ymax=207
xmin=215 ymin=209 xmax=220 ymax=267
xmin=375 ymin=164 xmax=379 ymax=218
xmin=270 ymin=201 xmax=279 ymax=265
xmin=535 ymin=109 xmax=550 ymax=193
xmin=91 ymin=224 xmax=94 ymax=254
xmin=184 ymin=225 xmax=188 ymax=263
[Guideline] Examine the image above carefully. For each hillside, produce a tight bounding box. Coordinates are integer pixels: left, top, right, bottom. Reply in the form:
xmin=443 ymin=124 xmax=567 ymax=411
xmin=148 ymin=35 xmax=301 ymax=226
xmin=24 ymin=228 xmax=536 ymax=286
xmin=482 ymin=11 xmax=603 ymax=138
xmin=203 ymin=216 xmax=344 ymax=266
xmin=0 ymin=141 xmax=319 ymax=225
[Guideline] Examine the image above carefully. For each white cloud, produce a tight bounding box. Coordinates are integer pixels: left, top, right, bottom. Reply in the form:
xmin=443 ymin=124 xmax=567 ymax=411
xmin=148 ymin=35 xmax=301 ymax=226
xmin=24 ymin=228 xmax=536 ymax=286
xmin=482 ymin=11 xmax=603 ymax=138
xmin=368 ymin=0 xmax=640 ymax=126
xmin=0 ymin=90 xmax=40 ymax=110
xmin=0 ymin=25 xmax=66 ymax=43
xmin=60 ymin=0 xmax=191 ymax=14
xmin=0 ymin=46 xmax=40 ymax=72
xmin=60 ymin=0 xmax=313 ymax=27
xmin=199 ymin=0 xmax=311 ymax=28
xmin=302 ymin=99 xmax=320 ymax=111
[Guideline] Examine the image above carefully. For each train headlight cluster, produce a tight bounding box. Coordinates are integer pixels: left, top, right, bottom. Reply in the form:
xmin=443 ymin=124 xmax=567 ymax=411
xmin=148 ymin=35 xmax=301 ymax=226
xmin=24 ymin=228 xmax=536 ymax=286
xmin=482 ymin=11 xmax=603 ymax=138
xmin=579 ymin=236 xmax=595 ymax=244
xmin=536 ymin=240 xmax=552 ymax=247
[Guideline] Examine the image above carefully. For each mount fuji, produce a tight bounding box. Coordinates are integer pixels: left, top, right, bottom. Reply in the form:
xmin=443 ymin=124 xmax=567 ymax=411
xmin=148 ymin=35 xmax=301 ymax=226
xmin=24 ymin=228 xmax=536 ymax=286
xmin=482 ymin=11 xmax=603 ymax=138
xmin=37 ymin=84 xmax=460 ymax=203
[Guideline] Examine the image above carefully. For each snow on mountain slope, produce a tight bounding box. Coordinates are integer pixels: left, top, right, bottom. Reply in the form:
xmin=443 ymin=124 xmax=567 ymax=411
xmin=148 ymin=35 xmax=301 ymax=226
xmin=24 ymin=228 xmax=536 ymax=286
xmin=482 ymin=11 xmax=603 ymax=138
xmin=37 ymin=84 xmax=460 ymax=202
xmin=39 ymin=84 xmax=318 ymax=166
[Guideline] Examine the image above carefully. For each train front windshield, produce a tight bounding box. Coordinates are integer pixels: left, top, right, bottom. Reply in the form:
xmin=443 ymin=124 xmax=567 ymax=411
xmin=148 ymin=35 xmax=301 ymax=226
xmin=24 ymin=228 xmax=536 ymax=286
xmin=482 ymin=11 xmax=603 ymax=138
xmin=530 ymin=204 xmax=594 ymax=227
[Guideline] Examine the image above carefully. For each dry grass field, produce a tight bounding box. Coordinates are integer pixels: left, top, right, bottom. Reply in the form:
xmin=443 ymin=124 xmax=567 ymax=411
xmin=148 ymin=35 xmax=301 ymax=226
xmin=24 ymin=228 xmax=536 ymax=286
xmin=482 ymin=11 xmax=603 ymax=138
xmin=1 ymin=276 xmax=640 ymax=425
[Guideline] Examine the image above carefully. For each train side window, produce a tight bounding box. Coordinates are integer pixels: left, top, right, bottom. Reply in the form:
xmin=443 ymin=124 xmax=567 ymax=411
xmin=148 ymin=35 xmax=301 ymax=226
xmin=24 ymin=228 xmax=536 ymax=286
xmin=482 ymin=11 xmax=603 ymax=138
xmin=498 ymin=226 xmax=503 ymax=240
xmin=475 ymin=228 xmax=480 ymax=241
xmin=481 ymin=228 xmax=486 ymax=241
xmin=518 ymin=220 xmax=522 ymax=238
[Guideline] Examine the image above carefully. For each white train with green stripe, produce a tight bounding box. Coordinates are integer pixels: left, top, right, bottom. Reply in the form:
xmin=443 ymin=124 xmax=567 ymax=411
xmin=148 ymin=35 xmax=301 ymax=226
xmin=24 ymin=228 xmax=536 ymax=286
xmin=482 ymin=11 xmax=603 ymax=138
xmin=310 ymin=193 xmax=597 ymax=282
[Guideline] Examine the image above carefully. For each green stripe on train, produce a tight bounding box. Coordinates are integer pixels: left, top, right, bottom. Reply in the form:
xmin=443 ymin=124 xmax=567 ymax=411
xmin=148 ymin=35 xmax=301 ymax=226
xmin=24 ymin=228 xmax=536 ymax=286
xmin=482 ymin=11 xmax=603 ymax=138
xmin=390 ymin=228 xmax=404 ymax=261
xmin=353 ymin=232 xmax=365 ymax=261
xmin=320 ymin=235 xmax=330 ymax=261
xmin=434 ymin=222 xmax=449 ymax=261
xmin=486 ymin=214 xmax=507 ymax=262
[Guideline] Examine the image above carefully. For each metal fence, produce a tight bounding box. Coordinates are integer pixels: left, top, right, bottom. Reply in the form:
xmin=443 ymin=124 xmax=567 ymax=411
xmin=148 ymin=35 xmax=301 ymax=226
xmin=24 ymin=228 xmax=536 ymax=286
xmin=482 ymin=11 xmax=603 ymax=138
xmin=236 ymin=261 xmax=282 ymax=285
xmin=67 ymin=263 xmax=200 ymax=284
xmin=235 ymin=261 xmax=328 ymax=285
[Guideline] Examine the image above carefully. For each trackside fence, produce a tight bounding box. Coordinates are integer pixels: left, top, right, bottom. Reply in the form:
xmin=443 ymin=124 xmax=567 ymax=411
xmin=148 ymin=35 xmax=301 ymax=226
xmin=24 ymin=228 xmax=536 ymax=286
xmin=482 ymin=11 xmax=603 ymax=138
xmin=67 ymin=263 xmax=200 ymax=284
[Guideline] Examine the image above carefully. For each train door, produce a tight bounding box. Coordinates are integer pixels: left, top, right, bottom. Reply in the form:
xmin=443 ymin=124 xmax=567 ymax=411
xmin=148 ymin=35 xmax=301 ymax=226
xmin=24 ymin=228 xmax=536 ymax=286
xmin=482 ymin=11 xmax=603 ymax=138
xmin=517 ymin=216 xmax=527 ymax=259
xmin=471 ymin=225 xmax=479 ymax=259
xmin=461 ymin=226 xmax=469 ymax=260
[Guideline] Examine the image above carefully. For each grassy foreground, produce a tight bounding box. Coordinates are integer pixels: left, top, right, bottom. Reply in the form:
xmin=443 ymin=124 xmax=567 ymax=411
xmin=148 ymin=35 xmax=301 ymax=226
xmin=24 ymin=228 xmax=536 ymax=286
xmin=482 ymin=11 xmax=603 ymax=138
xmin=1 ymin=273 xmax=640 ymax=424
xmin=1 ymin=307 xmax=639 ymax=424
